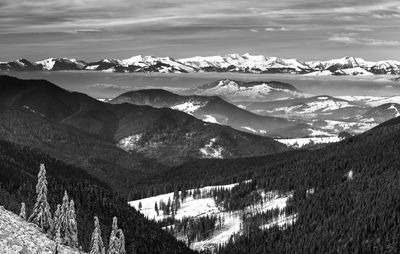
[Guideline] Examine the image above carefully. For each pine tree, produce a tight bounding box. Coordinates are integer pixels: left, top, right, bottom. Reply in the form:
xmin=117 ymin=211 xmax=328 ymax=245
xmin=67 ymin=200 xmax=78 ymax=248
xmin=108 ymin=217 xmax=119 ymax=254
xmin=60 ymin=191 xmax=70 ymax=246
xmin=154 ymin=202 xmax=159 ymax=216
xmin=28 ymin=164 xmax=53 ymax=232
xmin=117 ymin=229 xmax=126 ymax=254
xmin=107 ymin=217 xmax=127 ymax=254
xmin=19 ymin=202 xmax=26 ymax=220
xmin=53 ymin=204 xmax=62 ymax=238
xmin=55 ymin=227 xmax=62 ymax=244
xmin=90 ymin=216 xmax=104 ymax=254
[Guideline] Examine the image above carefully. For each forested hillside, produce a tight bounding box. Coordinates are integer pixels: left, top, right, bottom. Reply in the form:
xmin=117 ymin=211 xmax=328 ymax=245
xmin=0 ymin=139 xmax=195 ymax=254
xmin=135 ymin=116 xmax=400 ymax=253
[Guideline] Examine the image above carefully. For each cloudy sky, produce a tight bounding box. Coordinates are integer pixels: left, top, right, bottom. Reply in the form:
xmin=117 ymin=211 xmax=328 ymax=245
xmin=1 ymin=0 xmax=400 ymax=61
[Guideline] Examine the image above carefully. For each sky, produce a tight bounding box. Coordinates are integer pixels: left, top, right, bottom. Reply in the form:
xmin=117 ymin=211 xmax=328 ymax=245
xmin=1 ymin=0 xmax=400 ymax=61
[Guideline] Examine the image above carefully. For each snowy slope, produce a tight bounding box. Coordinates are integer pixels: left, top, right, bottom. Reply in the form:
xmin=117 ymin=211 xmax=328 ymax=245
xmin=338 ymin=95 xmax=400 ymax=107
xmin=36 ymin=58 xmax=85 ymax=71
xmin=276 ymin=136 xmax=342 ymax=148
xmin=188 ymin=79 xmax=306 ymax=101
xmin=2 ymin=54 xmax=400 ymax=74
xmin=0 ymin=206 xmax=83 ymax=254
xmin=178 ymin=53 xmax=312 ymax=73
xmin=129 ymin=183 xmax=295 ymax=252
xmin=120 ymin=55 xmax=196 ymax=73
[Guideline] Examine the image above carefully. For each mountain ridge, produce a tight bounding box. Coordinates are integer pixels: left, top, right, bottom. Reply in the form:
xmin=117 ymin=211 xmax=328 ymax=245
xmin=1 ymin=54 xmax=399 ymax=75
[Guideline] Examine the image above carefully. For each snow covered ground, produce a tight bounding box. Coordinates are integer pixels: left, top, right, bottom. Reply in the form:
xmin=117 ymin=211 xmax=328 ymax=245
xmin=0 ymin=206 xmax=83 ymax=254
xmin=276 ymin=136 xmax=342 ymax=148
xmin=199 ymin=138 xmax=224 ymax=159
xmin=128 ymin=183 xmax=295 ymax=252
xmin=171 ymin=101 xmax=206 ymax=115
xmin=337 ymin=95 xmax=400 ymax=107
xmin=322 ymin=120 xmax=377 ymax=134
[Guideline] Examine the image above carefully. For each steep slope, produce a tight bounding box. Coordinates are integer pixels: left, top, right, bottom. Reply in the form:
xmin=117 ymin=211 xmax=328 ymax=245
xmin=0 ymin=206 xmax=83 ymax=254
xmin=0 ymin=139 xmax=195 ymax=254
xmin=111 ymin=89 xmax=310 ymax=137
xmin=184 ymin=79 xmax=306 ymax=102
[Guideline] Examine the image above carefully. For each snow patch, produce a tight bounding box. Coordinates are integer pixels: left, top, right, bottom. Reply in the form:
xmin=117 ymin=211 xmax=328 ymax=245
xmin=117 ymin=134 xmax=143 ymax=151
xmin=171 ymin=101 xmax=206 ymax=115
xmin=199 ymin=138 xmax=223 ymax=158
xmin=276 ymin=136 xmax=342 ymax=148
xmin=202 ymin=115 xmax=220 ymax=124
xmin=128 ymin=183 xmax=295 ymax=252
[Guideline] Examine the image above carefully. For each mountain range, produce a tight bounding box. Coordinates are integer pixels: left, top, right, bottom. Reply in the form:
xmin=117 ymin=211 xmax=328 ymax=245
xmin=110 ymin=86 xmax=310 ymax=137
xmin=0 ymin=75 xmax=287 ymax=194
xmin=109 ymin=79 xmax=400 ymax=137
xmin=1 ymin=54 xmax=400 ymax=75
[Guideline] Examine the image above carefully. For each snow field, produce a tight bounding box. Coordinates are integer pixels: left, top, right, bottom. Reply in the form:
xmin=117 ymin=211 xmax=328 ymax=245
xmin=128 ymin=183 xmax=296 ymax=252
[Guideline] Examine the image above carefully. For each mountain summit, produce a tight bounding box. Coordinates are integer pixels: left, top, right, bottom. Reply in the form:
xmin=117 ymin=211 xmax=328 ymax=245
xmin=1 ymin=54 xmax=399 ymax=75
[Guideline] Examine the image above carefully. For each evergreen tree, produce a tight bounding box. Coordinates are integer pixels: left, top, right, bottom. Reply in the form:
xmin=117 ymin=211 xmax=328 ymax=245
xmin=55 ymin=227 xmax=62 ymax=244
xmin=90 ymin=216 xmax=105 ymax=254
xmin=28 ymin=164 xmax=53 ymax=232
xmin=118 ymin=229 xmax=126 ymax=254
xmin=60 ymin=191 xmax=70 ymax=246
xmin=108 ymin=217 xmax=119 ymax=254
xmin=67 ymin=199 xmax=78 ymax=248
xmin=155 ymin=202 xmax=159 ymax=216
xmin=138 ymin=202 xmax=142 ymax=211
xmin=53 ymin=204 xmax=62 ymax=238
xmin=107 ymin=217 xmax=126 ymax=254
xmin=19 ymin=202 xmax=26 ymax=220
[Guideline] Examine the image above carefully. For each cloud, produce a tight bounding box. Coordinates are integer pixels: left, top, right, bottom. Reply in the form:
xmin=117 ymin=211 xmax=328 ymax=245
xmin=88 ymin=83 xmax=130 ymax=90
xmin=1 ymin=0 xmax=400 ymax=61
xmin=329 ymin=33 xmax=400 ymax=46
xmin=264 ymin=27 xmax=289 ymax=31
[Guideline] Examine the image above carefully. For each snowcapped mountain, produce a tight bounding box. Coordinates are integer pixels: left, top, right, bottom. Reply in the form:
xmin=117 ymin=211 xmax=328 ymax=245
xmin=185 ymin=79 xmax=306 ymax=102
xmin=0 ymin=59 xmax=43 ymax=71
xmin=110 ymin=88 xmax=311 ymax=137
xmin=1 ymin=54 xmax=399 ymax=74
xmin=36 ymin=58 xmax=86 ymax=71
xmin=83 ymin=55 xmax=196 ymax=73
xmin=0 ymin=206 xmax=83 ymax=254
xmin=179 ymin=53 xmax=312 ymax=73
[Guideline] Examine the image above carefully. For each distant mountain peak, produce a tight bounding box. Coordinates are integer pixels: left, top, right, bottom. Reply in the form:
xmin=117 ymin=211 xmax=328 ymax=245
xmin=1 ymin=54 xmax=399 ymax=75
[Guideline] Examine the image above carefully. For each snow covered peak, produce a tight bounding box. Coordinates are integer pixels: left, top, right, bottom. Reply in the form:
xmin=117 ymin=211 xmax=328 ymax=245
xmin=192 ymin=79 xmax=304 ymax=101
xmin=2 ymin=54 xmax=400 ymax=74
xmin=36 ymin=58 xmax=85 ymax=71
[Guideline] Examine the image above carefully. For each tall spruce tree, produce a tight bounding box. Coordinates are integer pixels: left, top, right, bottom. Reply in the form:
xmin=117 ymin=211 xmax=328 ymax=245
xmin=28 ymin=164 xmax=53 ymax=232
xmin=90 ymin=216 xmax=105 ymax=254
xmin=68 ymin=200 xmax=78 ymax=248
xmin=53 ymin=204 xmax=62 ymax=238
xmin=60 ymin=191 xmax=70 ymax=246
xmin=117 ymin=229 xmax=126 ymax=254
xmin=108 ymin=217 xmax=119 ymax=254
xmin=19 ymin=202 xmax=26 ymax=220
xmin=107 ymin=217 xmax=126 ymax=254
